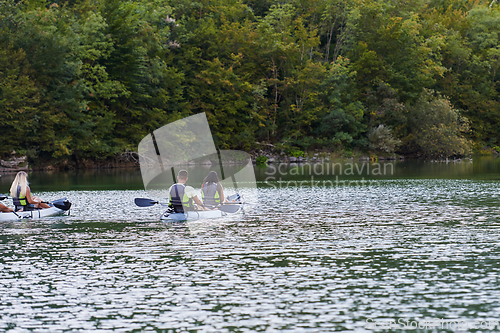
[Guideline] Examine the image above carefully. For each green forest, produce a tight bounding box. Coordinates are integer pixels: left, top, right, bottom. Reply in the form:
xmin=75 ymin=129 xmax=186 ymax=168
xmin=1 ymin=0 xmax=499 ymax=164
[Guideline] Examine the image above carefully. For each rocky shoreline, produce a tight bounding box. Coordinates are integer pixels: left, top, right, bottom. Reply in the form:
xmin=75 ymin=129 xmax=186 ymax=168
xmin=4 ymin=147 xmax=457 ymax=173
xmin=0 ymin=152 xmax=140 ymax=173
xmin=249 ymin=152 xmax=404 ymax=164
xmin=0 ymin=156 xmax=30 ymax=173
xmin=248 ymin=143 xmax=405 ymax=165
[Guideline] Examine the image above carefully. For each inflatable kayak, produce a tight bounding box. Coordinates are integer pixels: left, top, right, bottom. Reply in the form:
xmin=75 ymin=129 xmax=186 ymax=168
xmin=160 ymin=204 xmax=243 ymax=222
xmin=0 ymin=198 xmax=71 ymax=221
xmin=135 ymin=194 xmax=244 ymax=222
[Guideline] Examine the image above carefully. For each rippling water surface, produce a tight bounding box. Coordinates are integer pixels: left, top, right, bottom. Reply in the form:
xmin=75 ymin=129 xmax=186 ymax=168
xmin=1 ymin=174 xmax=500 ymax=331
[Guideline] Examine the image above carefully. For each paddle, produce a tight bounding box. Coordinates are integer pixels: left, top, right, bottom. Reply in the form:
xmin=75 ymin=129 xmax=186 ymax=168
xmin=134 ymin=198 xmax=161 ymax=207
xmin=36 ymin=197 xmax=71 ymax=211
xmin=209 ymin=192 xmax=245 ymax=213
xmin=217 ymin=204 xmax=242 ymax=213
xmin=134 ymin=198 xmax=170 ymax=207
xmin=51 ymin=198 xmax=71 ymax=211
xmin=226 ymin=193 xmax=241 ymax=202
xmin=135 ymin=197 xmax=242 ymax=213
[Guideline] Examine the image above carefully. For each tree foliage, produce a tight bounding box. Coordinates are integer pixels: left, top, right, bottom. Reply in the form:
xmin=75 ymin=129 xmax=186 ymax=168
xmin=0 ymin=0 xmax=499 ymax=162
xmin=368 ymin=124 xmax=401 ymax=154
xmin=404 ymin=89 xmax=472 ymax=158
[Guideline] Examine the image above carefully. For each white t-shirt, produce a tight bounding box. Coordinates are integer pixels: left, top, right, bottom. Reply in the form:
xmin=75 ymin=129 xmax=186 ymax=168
xmin=168 ymin=183 xmax=197 ymax=199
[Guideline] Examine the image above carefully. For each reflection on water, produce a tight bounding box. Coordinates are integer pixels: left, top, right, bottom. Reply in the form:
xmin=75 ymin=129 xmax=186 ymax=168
xmin=1 ymin=156 xmax=500 ymax=193
xmin=1 ymin=177 xmax=500 ymax=331
xmin=0 ymin=168 xmax=146 ymax=192
xmin=255 ymin=156 xmax=500 ymax=182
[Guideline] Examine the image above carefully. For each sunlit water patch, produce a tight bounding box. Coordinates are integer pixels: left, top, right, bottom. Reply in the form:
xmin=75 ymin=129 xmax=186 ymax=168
xmin=1 ymin=180 xmax=500 ymax=332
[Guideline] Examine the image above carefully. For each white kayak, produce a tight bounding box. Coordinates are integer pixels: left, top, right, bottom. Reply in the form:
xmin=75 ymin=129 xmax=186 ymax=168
xmin=0 ymin=198 xmax=71 ymax=222
xmin=160 ymin=205 xmax=243 ymax=222
xmin=134 ymin=195 xmax=244 ymax=222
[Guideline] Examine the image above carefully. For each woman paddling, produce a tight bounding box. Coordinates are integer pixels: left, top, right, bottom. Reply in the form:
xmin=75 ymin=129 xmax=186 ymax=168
xmin=10 ymin=171 xmax=50 ymax=212
xmin=201 ymin=171 xmax=225 ymax=209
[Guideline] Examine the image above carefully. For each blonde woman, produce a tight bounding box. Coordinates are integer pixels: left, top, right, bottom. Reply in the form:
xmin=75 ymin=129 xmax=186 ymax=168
xmin=10 ymin=171 xmax=50 ymax=211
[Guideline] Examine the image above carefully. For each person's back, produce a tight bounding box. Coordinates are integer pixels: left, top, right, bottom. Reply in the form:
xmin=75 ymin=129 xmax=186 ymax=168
xmin=10 ymin=171 xmax=30 ymax=211
xmin=201 ymin=182 xmax=221 ymax=208
xmin=10 ymin=171 xmax=50 ymax=211
xmin=169 ymin=183 xmax=194 ymax=213
xmin=12 ymin=185 xmax=29 ymax=211
xmin=201 ymin=171 xmax=223 ymax=209
xmin=168 ymin=170 xmax=202 ymax=213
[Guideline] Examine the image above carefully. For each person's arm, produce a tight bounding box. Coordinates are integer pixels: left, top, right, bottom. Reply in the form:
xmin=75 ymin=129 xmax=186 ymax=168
xmin=193 ymin=195 xmax=210 ymax=210
xmin=218 ymin=184 xmax=226 ymax=203
xmin=26 ymin=187 xmax=50 ymax=209
xmin=185 ymin=186 xmax=209 ymax=210
xmin=25 ymin=187 xmax=41 ymax=204
xmin=193 ymin=195 xmax=204 ymax=206
xmin=167 ymin=185 xmax=172 ymax=206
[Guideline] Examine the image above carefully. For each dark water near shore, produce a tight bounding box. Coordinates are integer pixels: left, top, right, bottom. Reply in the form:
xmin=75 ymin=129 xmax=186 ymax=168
xmin=1 ymin=156 xmax=499 ymax=192
xmin=1 ymin=157 xmax=500 ymax=332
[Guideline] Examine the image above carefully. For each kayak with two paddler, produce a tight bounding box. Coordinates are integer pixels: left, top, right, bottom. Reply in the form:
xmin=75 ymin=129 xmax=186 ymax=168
xmin=134 ymin=195 xmax=244 ymax=222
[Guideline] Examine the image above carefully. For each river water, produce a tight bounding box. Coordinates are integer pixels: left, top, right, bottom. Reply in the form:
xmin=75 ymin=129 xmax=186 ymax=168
xmin=1 ymin=158 xmax=500 ymax=332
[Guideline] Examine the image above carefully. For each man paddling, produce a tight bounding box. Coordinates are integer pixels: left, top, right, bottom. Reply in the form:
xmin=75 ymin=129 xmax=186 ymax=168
xmin=168 ymin=170 xmax=207 ymax=213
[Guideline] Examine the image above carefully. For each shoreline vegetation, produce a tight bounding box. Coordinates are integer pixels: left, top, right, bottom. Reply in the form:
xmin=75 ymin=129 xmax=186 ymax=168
xmin=1 ymin=143 xmax=496 ymax=173
xmin=2 ymin=0 xmax=500 ymax=168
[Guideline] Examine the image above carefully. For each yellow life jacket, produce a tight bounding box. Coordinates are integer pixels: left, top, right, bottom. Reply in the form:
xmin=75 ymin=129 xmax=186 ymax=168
xmin=169 ymin=184 xmax=193 ymax=212
xmin=13 ymin=185 xmax=27 ymax=206
xmin=202 ymin=182 xmax=221 ymax=207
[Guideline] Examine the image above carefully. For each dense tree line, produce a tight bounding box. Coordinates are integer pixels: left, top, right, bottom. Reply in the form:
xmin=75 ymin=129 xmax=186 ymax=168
xmin=1 ymin=0 xmax=499 ymax=162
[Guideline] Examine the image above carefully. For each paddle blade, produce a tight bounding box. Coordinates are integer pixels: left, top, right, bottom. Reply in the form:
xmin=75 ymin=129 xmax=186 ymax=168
xmin=226 ymin=194 xmax=241 ymax=203
xmin=218 ymin=204 xmax=242 ymax=214
xmin=135 ymin=198 xmax=159 ymax=207
xmin=53 ymin=199 xmax=71 ymax=211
